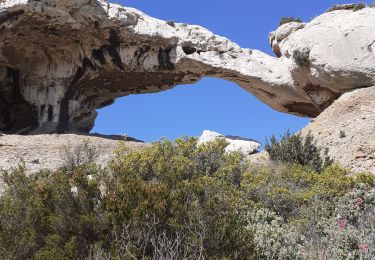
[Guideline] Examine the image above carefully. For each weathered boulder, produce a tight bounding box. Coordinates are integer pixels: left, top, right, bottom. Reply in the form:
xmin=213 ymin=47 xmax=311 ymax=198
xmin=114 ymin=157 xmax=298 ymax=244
xmin=0 ymin=0 xmax=374 ymax=134
xmin=0 ymin=133 xmax=146 ymax=173
xmin=197 ymin=130 xmax=261 ymax=155
xmin=269 ymin=21 xmax=305 ymax=57
xmin=301 ymin=86 xmax=375 ymax=173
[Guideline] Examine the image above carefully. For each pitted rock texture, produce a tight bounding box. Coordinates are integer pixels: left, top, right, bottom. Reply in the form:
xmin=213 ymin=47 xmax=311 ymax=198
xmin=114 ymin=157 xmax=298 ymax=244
xmin=301 ymin=86 xmax=375 ymax=174
xmin=0 ymin=133 xmax=146 ymax=173
xmin=0 ymin=0 xmax=375 ymax=134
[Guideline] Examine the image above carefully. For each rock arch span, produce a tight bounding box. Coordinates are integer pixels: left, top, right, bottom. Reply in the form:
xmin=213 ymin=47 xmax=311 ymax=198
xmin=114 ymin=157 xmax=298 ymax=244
xmin=0 ymin=0 xmax=374 ymax=134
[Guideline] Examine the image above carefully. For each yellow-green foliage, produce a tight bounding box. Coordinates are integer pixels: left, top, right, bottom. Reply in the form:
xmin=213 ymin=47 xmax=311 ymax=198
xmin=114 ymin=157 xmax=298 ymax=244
xmin=0 ymin=138 xmax=256 ymax=259
xmin=243 ymin=163 xmax=375 ymax=219
xmin=0 ymin=138 xmax=375 ymax=259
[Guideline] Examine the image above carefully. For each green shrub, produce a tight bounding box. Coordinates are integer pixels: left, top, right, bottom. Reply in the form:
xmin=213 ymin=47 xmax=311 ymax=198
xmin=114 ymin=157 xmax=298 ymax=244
xmin=61 ymin=140 xmax=99 ymax=171
xmin=265 ymin=131 xmax=333 ymax=172
xmin=1 ymin=137 xmax=375 ymax=259
xmin=293 ymin=48 xmax=311 ymax=67
xmin=242 ymin=163 xmax=375 ymax=259
xmin=279 ymin=16 xmax=302 ymax=26
xmin=166 ymin=20 xmax=176 ymax=27
xmin=353 ymin=3 xmax=367 ymax=11
xmin=327 ymin=3 xmax=368 ymax=12
xmin=0 ymin=138 xmax=256 ymax=259
xmin=242 ymin=164 xmax=366 ymax=220
xmin=303 ymin=186 xmax=375 ymax=259
xmin=246 ymin=208 xmax=305 ymax=259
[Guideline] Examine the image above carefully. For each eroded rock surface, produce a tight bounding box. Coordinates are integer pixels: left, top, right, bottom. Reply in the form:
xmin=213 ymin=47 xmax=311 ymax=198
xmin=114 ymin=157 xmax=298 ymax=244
xmin=301 ymin=87 xmax=375 ymax=173
xmin=197 ymin=130 xmax=261 ymax=155
xmin=0 ymin=0 xmax=375 ymax=134
xmin=0 ymin=133 xmax=146 ymax=173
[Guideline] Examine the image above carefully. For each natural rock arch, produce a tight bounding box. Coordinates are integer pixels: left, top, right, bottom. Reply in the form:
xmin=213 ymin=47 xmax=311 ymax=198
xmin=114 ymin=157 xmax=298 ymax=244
xmin=0 ymin=0 xmax=374 ymax=134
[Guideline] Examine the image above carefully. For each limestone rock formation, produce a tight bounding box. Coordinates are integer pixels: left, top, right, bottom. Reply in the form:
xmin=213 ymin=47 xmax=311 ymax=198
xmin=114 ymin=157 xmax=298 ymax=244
xmin=1 ymin=0 xmax=375 ymax=134
xmin=301 ymin=86 xmax=375 ymax=174
xmin=197 ymin=130 xmax=261 ymax=155
xmin=0 ymin=133 xmax=146 ymax=173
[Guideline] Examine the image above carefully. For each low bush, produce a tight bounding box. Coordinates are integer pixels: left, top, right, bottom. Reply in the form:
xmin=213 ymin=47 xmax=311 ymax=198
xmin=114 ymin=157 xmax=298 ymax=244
xmin=353 ymin=3 xmax=367 ymax=11
xmin=265 ymin=131 xmax=333 ymax=172
xmin=61 ymin=140 xmax=99 ymax=171
xmin=302 ymin=186 xmax=375 ymax=259
xmin=0 ymin=139 xmax=256 ymax=259
xmin=327 ymin=3 xmax=368 ymax=12
xmin=0 ymin=138 xmax=374 ymax=259
xmin=279 ymin=17 xmax=302 ymax=26
xmin=292 ymin=48 xmax=311 ymax=67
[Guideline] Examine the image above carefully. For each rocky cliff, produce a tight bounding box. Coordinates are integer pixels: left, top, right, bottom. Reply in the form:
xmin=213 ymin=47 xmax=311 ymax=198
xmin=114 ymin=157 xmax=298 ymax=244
xmin=1 ymin=0 xmax=375 ymax=134
xmin=0 ymin=133 xmax=146 ymax=173
xmin=301 ymin=86 xmax=375 ymax=173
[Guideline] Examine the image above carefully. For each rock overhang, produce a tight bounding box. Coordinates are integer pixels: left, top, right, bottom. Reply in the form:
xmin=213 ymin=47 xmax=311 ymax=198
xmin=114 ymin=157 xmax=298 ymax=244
xmin=0 ymin=0 xmax=374 ymax=134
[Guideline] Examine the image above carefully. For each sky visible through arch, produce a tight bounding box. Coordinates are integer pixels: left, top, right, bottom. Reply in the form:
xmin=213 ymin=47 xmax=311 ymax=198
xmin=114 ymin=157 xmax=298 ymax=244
xmin=92 ymin=0 xmax=370 ymax=144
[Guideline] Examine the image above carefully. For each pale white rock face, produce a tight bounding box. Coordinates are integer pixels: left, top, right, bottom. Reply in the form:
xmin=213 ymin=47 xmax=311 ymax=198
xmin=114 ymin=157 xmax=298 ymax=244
xmin=301 ymin=86 xmax=375 ymax=174
xmin=269 ymin=22 xmax=305 ymax=57
xmin=0 ymin=1 xmax=375 ymax=134
xmin=197 ymin=130 xmax=261 ymax=155
xmin=0 ymin=133 xmax=146 ymax=173
xmin=271 ymin=8 xmax=375 ymax=94
xmin=197 ymin=130 xmax=225 ymax=145
xmin=225 ymin=139 xmax=261 ymax=155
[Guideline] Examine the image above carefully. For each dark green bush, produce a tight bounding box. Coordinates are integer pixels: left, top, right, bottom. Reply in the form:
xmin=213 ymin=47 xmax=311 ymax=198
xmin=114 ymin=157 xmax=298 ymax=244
xmin=265 ymin=131 xmax=333 ymax=172
xmin=353 ymin=3 xmax=367 ymax=11
xmin=279 ymin=16 xmax=302 ymax=26
xmin=166 ymin=20 xmax=176 ymax=27
xmin=293 ymin=48 xmax=311 ymax=67
xmin=327 ymin=3 xmax=368 ymax=12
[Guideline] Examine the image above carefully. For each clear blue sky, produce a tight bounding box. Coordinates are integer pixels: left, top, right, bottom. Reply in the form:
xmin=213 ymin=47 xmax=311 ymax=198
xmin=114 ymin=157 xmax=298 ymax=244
xmin=92 ymin=0 xmax=370 ymax=144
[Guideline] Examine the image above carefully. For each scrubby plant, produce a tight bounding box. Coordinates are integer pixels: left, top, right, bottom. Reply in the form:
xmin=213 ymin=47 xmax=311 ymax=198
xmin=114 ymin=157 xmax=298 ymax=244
xmin=303 ymin=186 xmax=375 ymax=259
xmin=1 ymin=137 xmax=375 ymax=259
xmin=246 ymin=208 xmax=305 ymax=259
xmin=279 ymin=16 xmax=302 ymax=26
xmin=293 ymin=48 xmax=311 ymax=67
xmin=353 ymin=2 xmax=367 ymax=11
xmin=0 ymin=138 xmax=256 ymax=259
xmin=61 ymin=140 xmax=99 ymax=171
xmin=340 ymin=130 xmax=346 ymax=138
xmin=166 ymin=20 xmax=176 ymax=27
xmin=327 ymin=3 xmax=368 ymax=12
xmin=242 ymin=164 xmax=367 ymax=219
xmin=265 ymin=130 xmax=333 ymax=172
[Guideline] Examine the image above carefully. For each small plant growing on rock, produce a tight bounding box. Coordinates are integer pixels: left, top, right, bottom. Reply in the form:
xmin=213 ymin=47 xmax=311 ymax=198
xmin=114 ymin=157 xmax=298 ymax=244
xmin=293 ymin=48 xmax=311 ymax=67
xmin=327 ymin=3 xmax=368 ymax=12
xmin=166 ymin=20 xmax=176 ymax=27
xmin=353 ymin=3 xmax=367 ymax=11
xmin=265 ymin=131 xmax=333 ymax=172
xmin=61 ymin=140 xmax=99 ymax=170
xmin=279 ymin=16 xmax=302 ymax=26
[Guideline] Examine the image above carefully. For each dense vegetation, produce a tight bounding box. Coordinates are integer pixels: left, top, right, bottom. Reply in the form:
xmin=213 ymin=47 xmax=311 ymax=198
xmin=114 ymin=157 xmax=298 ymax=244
xmin=1 ymin=135 xmax=375 ymax=259
xmin=265 ymin=131 xmax=333 ymax=172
